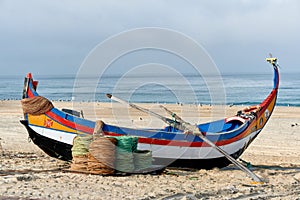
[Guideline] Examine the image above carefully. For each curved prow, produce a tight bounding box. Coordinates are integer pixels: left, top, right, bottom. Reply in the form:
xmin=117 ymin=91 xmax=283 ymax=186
xmin=266 ymin=56 xmax=280 ymax=90
xmin=258 ymin=56 xmax=280 ymax=119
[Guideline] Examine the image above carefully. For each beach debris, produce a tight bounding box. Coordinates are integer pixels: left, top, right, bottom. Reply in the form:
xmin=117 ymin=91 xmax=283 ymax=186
xmin=293 ymin=173 xmax=300 ymax=182
xmin=16 ymin=174 xmax=36 ymax=182
xmin=0 ymin=138 xmax=3 ymax=156
xmin=188 ymin=176 xmax=199 ymax=180
xmin=291 ymin=123 xmax=298 ymax=127
xmin=239 ymin=158 xmax=253 ymax=169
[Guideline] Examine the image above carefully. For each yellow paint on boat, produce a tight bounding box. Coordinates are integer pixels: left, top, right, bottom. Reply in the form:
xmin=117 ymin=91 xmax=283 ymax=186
xmin=257 ymin=96 xmax=276 ymax=130
xmin=28 ymin=114 xmax=79 ymax=134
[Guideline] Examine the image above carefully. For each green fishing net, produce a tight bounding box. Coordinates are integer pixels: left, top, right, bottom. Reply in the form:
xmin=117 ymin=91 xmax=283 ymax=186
xmin=71 ymin=135 xmax=93 ymax=156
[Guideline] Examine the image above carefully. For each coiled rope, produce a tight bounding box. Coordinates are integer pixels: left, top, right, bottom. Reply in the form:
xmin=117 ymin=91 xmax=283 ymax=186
xmin=70 ymin=135 xmax=93 ymax=171
xmin=113 ymin=136 xmax=138 ymax=173
xmin=134 ymin=150 xmax=153 ymax=171
xmin=88 ymin=137 xmax=117 ymax=175
xmin=21 ymin=96 xmax=54 ymax=115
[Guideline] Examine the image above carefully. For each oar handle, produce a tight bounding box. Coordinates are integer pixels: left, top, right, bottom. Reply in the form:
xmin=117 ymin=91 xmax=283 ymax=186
xmin=106 ymin=93 xmax=178 ymax=126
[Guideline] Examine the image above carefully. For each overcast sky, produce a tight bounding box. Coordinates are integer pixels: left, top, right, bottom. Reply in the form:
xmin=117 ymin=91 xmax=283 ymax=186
xmin=0 ymin=0 xmax=300 ymax=76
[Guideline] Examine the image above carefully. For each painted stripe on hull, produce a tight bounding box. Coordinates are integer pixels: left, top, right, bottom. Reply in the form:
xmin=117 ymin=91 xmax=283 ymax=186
xmin=29 ymin=125 xmax=77 ymax=145
xmin=29 ymin=124 xmax=260 ymax=160
xmin=137 ymin=130 xmax=260 ymax=159
xmin=29 ymin=121 xmax=256 ymax=149
xmin=45 ymin=111 xmax=94 ymax=134
xmin=28 ymin=113 xmax=255 ymax=148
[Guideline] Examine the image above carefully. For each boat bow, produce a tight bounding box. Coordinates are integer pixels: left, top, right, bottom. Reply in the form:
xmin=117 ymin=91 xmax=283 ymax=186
xmin=256 ymin=56 xmax=280 ymax=130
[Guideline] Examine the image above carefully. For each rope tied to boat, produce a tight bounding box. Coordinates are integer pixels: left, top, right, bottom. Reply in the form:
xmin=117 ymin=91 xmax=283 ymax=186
xmin=21 ymin=96 xmax=54 ymax=115
xmin=93 ymin=120 xmax=104 ymax=139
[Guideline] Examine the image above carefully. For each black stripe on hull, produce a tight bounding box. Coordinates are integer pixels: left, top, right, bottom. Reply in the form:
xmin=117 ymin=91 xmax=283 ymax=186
xmin=20 ymin=120 xmax=72 ymax=161
xmin=20 ymin=120 xmax=246 ymax=169
xmin=153 ymin=148 xmax=244 ymax=169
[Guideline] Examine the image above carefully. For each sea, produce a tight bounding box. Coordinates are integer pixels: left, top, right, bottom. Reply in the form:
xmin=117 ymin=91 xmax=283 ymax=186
xmin=0 ymin=72 xmax=299 ymax=107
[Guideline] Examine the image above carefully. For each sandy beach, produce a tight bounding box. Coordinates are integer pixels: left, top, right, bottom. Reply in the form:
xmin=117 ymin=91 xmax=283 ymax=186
xmin=1 ymin=100 xmax=300 ymax=199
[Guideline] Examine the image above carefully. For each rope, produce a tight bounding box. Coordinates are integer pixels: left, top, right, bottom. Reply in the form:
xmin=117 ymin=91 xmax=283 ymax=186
xmin=113 ymin=136 xmax=138 ymax=173
xmin=115 ymin=150 xmax=135 ymax=173
xmin=70 ymin=135 xmax=93 ymax=171
xmin=115 ymin=136 xmax=138 ymax=152
xmin=133 ymin=150 xmax=153 ymax=171
xmin=70 ymin=134 xmax=153 ymax=174
xmin=93 ymin=120 xmax=104 ymax=138
xmin=71 ymin=135 xmax=93 ymax=156
xmin=70 ymin=155 xmax=88 ymax=171
xmin=89 ymin=137 xmax=117 ymax=169
xmin=87 ymin=153 xmax=115 ymax=175
xmin=21 ymin=96 xmax=54 ymax=115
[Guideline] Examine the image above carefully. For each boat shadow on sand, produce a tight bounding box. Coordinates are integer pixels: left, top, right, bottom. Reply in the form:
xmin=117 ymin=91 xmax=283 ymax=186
xmin=222 ymin=163 xmax=300 ymax=174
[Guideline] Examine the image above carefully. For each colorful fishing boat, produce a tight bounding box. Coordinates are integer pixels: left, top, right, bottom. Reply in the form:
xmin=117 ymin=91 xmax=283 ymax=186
xmin=20 ymin=56 xmax=280 ymax=169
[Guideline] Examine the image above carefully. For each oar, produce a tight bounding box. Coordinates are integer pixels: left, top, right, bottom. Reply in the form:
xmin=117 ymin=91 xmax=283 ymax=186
xmin=106 ymin=94 xmax=178 ymax=126
xmin=106 ymin=93 xmax=263 ymax=183
xmin=159 ymin=105 xmax=184 ymax=123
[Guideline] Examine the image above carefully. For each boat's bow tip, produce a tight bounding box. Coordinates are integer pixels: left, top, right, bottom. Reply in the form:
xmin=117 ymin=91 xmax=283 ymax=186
xmin=106 ymin=93 xmax=112 ymax=99
xmin=266 ymin=54 xmax=279 ymax=70
xmin=26 ymin=73 xmax=33 ymax=79
xmin=266 ymin=57 xmax=277 ymax=65
xmin=20 ymin=120 xmax=28 ymax=126
xmin=265 ymin=54 xmax=280 ymax=90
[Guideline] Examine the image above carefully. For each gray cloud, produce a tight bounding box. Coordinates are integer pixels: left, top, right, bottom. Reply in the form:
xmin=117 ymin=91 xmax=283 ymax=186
xmin=0 ymin=0 xmax=299 ymax=75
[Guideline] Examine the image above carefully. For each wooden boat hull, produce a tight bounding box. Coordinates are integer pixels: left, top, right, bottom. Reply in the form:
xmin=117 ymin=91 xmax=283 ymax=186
xmin=20 ymin=57 xmax=280 ymax=169
xmin=20 ymin=120 xmax=73 ymax=161
xmin=20 ymin=119 xmax=250 ymax=169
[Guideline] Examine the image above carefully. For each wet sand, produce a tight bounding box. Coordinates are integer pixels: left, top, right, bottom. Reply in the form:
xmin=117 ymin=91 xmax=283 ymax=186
xmin=1 ymin=100 xmax=300 ymax=199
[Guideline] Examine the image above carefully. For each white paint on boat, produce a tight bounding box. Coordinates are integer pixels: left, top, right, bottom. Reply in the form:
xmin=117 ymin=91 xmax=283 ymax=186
xmin=137 ymin=130 xmax=260 ymax=159
xmin=29 ymin=125 xmax=76 ymax=145
xmin=29 ymin=124 xmax=261 ymax=160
